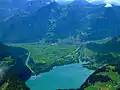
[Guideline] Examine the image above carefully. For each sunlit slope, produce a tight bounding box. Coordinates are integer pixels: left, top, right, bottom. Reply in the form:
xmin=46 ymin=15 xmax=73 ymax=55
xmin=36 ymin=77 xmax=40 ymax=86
xmin=81 ymin=36 xmax=120 ymax=66
xmin=80 ymin=65 xmax=120 ymax=90
xmin=79 ymin=36 xmax=120 ymax=90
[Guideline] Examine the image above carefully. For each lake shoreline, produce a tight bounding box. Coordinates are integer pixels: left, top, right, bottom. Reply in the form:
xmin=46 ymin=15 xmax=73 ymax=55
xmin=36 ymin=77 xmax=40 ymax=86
xmin=30 ymin=61 xmax=89 ymax=78
xmin=26 ymin=63 xmax=94 ymax=90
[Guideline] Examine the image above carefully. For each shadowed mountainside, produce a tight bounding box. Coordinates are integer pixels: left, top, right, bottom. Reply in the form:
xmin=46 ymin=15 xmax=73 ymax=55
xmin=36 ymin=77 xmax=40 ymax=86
xmin=0 ymin=2 xmax=120 ymax=43
xmin=0 ymin=43 xmax=31 ymax=90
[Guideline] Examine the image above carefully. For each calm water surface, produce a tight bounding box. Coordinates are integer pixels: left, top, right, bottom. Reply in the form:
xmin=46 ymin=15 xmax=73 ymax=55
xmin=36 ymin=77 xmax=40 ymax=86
xmin=26 ymin=63 xmax=94 ymax=90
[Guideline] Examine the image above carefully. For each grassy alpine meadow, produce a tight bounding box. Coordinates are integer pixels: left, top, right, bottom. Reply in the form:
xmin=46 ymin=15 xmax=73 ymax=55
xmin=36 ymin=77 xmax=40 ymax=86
xmin=8 ymin=43 xmax=79 ymax=63
xmin=7 ymin=43 xmax=80 ymax=74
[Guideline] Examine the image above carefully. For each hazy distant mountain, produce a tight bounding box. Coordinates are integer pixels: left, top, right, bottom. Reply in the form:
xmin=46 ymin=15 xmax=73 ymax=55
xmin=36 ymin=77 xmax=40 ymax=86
xmin=0 ymin=1 xmax=120 ymax=43
xmin=0 ymin=0 xmax=53 ymax=20
xmin=85 ymin=6 xmax=120 ymax=40
xmin=0 ymin=0 xmax=88 ymax=20
xmin=0 ymin=1 xmax=94 ymax=42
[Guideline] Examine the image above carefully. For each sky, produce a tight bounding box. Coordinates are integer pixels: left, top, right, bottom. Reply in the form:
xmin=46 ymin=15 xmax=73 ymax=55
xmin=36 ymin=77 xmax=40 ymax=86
xmin=55 ymin=0 xmax=120 ymax=7
xmin=54 ymin=0 xmax=74 ymax=4
xmin=86 ymin=0 xmax=120 ymax=7
xmin=1 ymin=0 xmax=120 ymax=7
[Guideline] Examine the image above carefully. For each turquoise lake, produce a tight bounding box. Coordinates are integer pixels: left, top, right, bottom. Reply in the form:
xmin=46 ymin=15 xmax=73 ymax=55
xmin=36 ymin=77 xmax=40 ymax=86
xmin=26 ymin=63 xmax=94 ymax=90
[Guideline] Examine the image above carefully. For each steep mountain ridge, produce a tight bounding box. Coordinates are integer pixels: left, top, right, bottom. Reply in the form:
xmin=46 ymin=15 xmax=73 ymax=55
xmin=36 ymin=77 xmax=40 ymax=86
xmin=0 ymin=1 xmax=120 ymax=43
xmin=0 ymin=0 xmax=54 ymax=20
xmin=85 ymin=7 xmax=120 ymax=40
xmin=0 ymin=2 xmax=100 ymax=43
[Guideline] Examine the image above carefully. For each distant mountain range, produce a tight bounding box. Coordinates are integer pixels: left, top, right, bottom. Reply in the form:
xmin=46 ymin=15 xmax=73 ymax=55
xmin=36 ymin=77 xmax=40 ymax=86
xmin=0 ymin=0 xmax=120 ymax=43
xmin=0 ymin=0 xmax=54 ymax=20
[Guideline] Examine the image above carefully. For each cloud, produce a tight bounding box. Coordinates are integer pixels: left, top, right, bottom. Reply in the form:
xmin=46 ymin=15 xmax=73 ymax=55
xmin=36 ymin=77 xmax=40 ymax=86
xmin=86 ymin=0 xmax=120 ymax=7
xmin=105 ymin=3 xmax=112 ymax=7
xmin=55 ymin=0 xmax=74 ymax=1
xmin=55 ymin=0 xmax=74 ymax=4
xmin=55 ymin=0 xmax=120 ymax=6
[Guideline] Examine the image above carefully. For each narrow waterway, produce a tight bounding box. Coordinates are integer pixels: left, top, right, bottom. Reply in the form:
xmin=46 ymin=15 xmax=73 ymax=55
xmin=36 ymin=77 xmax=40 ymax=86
xmin=26 ymin=62 xmax=94 ymax=90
